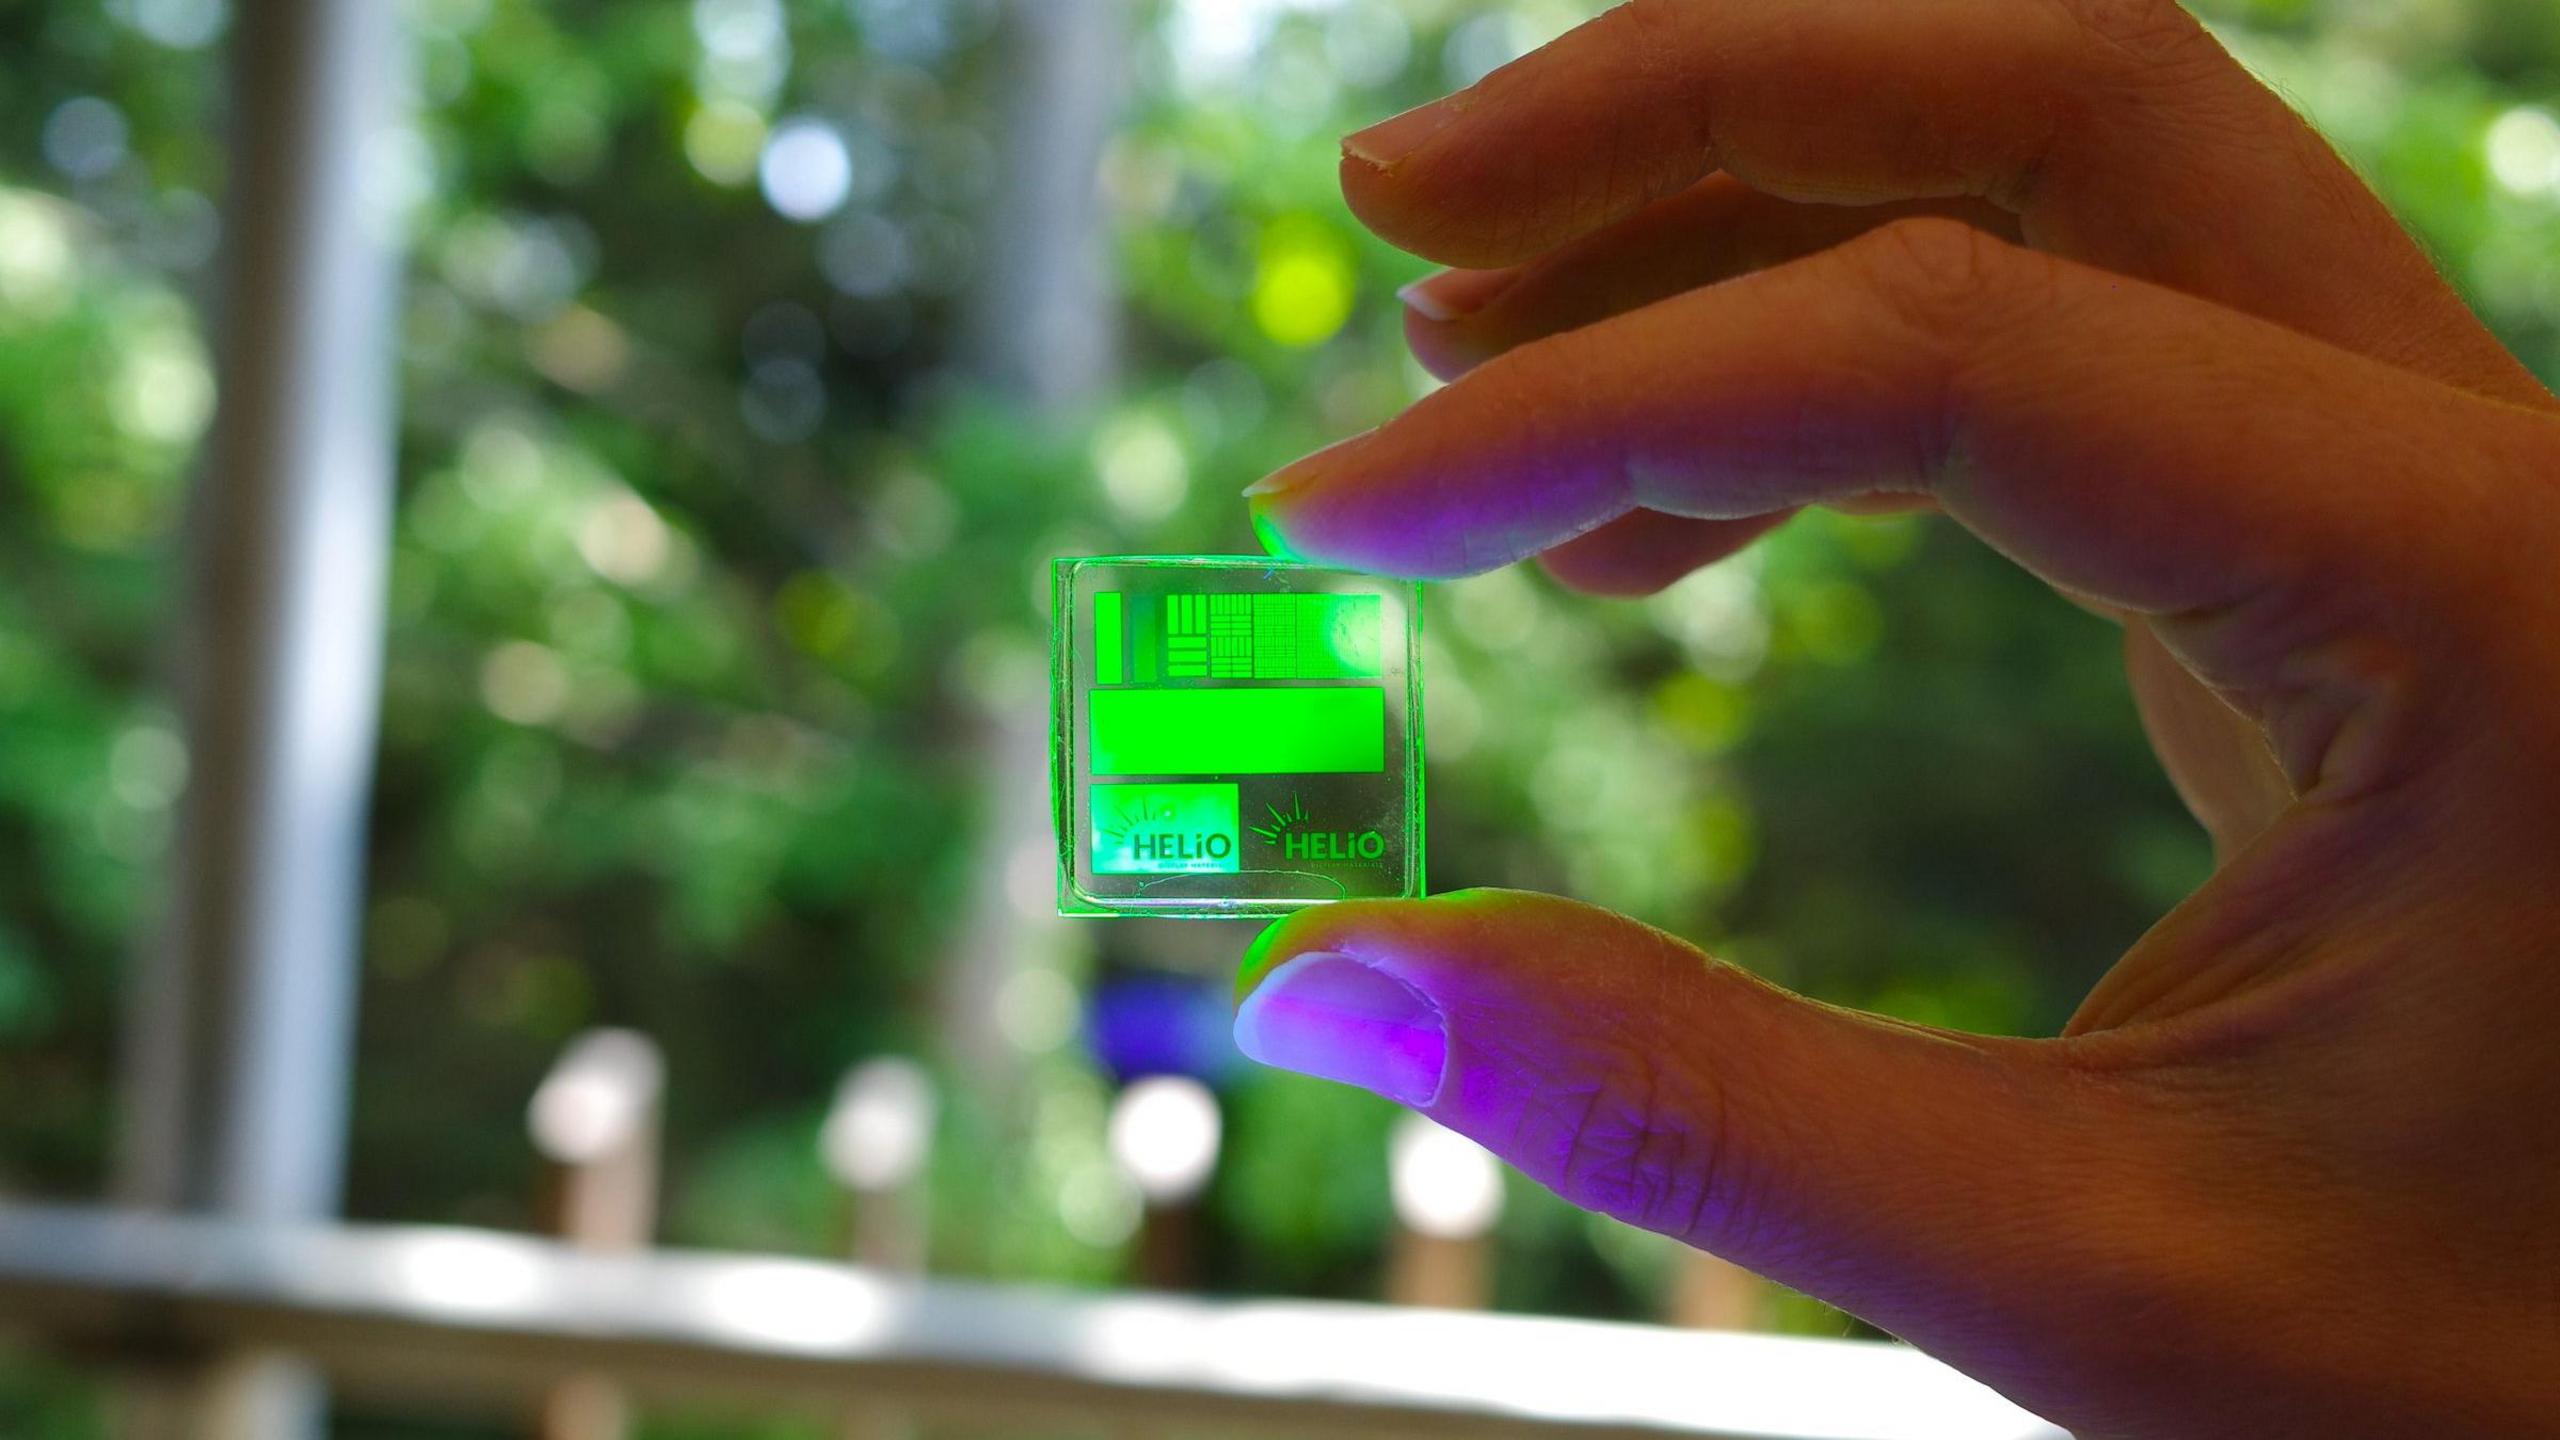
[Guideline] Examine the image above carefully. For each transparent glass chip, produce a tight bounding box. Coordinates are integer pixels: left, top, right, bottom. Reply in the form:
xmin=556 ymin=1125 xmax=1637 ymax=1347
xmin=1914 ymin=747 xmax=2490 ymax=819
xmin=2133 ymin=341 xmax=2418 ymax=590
xmin=1051 ymin=556 xmax=1424 ymax=919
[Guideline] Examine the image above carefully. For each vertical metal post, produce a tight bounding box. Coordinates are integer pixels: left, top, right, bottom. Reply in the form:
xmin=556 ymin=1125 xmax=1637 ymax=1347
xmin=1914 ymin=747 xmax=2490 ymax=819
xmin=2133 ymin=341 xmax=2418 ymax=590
xmin=966 ymin=0 xmax=1122 ymax=409
xmin=119 ymin=0 xmax=405 ymax=1223
xmin=114 ymin=2 xmax=404 ymax=1429
xmin=935 ymin=0 xmax=1124 ymax=1153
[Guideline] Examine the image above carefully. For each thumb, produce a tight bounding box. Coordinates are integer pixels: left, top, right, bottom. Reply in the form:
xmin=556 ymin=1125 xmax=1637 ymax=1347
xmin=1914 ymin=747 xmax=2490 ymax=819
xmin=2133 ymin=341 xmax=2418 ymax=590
xmin=1233 ymin=889 xmax=2171 ymax=1391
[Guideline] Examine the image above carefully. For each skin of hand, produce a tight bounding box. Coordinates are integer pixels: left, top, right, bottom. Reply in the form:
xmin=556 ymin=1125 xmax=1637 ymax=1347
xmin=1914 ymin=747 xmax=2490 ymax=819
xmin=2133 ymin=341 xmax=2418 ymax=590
xmin=1227 ymin=2 xmax=2560 ymax=1437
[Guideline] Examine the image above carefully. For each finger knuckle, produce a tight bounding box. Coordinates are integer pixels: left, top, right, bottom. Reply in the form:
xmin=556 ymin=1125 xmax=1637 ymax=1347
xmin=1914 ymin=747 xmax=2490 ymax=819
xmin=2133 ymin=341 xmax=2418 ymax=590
xmin=1602 ymin=0 xmax=1706 ymax=79
xmin=1834 ymin=218 xmax=2071 ymax=478
xmin=1848 ymin=216 xmax=2027 ymax=332
xmin=2052 ymin=0 xmax=2212 ymax=64
xmin=2011 ymin=0 xmax=2238 ymax=202
xmin=1609 ymin=0 xmax=1688 ymax=43
xmin=1524 ymin=1034 xmax=1731 ymax=1239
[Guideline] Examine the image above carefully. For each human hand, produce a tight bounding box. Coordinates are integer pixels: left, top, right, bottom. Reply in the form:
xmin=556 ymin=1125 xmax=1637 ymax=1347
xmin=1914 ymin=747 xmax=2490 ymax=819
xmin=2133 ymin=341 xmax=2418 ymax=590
xmin=1231 ymin=3 xmax=2560 ymax=1436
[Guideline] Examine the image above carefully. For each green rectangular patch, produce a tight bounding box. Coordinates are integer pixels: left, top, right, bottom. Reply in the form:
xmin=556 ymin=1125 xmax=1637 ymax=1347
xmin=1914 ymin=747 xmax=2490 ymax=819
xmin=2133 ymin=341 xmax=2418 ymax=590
xmin=1090 ymin=687 xmax=1386 ymax=776
xmin=1094 ymin=591 xmax=1123 ymax=686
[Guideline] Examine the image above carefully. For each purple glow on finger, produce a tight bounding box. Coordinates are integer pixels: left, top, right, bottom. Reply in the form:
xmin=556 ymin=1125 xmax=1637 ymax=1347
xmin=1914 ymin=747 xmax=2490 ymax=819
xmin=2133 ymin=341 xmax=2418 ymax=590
xmin=1232 ymin=951 xmax=1447 ymax=1106
xmin=1253 ymin=478 xmax=1620 ymax=581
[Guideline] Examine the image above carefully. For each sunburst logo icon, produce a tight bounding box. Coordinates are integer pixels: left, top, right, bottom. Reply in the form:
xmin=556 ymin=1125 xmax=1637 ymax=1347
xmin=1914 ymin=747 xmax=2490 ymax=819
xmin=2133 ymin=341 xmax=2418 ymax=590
xmin=1099 ymin=792 xmax=1175 ymax=847
xmin=1248 ymin=792 xmax=1310 ymax=846
xmin=1249 ymin=792 xmax=1385 ymax=864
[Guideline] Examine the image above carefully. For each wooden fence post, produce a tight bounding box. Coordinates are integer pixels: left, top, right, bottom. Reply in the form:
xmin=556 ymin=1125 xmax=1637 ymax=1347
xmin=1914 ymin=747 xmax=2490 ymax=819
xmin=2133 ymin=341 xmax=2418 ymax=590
xmin=820 ymin=1057 xmax=937 ymax=1271
xmin=1107 ymin=1077 xmax=1221 ymax=1291
xmin=1668 ymin=1250 xmax=1769 ymax=1331
xmin=820 ymin=1057 xmax=937 ymax=1440
xmin=526 ymin=1028 xmax=663 ymax=1440
xmin=1385 ymin=1115 xmax=1502 ymax=1310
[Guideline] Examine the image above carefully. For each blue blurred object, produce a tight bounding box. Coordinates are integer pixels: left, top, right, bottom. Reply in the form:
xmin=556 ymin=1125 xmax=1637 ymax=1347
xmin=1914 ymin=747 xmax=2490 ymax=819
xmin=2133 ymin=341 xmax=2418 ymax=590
xmin=1086 ymin=973 xmax=1241 ymax=1084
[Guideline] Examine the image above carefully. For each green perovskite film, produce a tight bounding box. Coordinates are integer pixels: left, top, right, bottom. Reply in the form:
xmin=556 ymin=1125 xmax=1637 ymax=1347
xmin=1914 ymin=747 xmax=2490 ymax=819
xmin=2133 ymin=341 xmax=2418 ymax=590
xmin=1090 ymin=688 xmax=1386 ymax=776
xmin=1094 ymin=590 xmax=1124 ymax=685
xmin=1052 ymin=557 xmax=1423 ymax=919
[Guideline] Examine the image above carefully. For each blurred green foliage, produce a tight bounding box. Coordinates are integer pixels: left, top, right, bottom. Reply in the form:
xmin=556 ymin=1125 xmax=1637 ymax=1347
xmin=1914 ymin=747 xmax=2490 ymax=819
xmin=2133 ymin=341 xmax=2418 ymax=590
xmin=3 ymin=0 xmax=2559 ymax=1431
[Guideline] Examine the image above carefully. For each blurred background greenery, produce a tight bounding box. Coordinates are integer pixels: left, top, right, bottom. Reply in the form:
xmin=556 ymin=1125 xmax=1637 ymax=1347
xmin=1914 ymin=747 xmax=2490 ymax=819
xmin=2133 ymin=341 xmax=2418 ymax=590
xmin=3 ymin=0 xmax=2558 ymax=1433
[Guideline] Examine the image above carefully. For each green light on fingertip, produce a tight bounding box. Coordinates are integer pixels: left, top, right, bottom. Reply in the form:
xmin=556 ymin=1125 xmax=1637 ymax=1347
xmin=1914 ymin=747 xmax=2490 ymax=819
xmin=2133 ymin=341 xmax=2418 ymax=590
xmin=1250 ymin=506 xmax=1305 ymax=561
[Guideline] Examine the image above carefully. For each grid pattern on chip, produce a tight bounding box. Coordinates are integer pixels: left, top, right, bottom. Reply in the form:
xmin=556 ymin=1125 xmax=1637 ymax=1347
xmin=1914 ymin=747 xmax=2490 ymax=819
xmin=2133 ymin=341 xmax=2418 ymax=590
xmin=1158 ymin=592 xmax=1380 ymax=680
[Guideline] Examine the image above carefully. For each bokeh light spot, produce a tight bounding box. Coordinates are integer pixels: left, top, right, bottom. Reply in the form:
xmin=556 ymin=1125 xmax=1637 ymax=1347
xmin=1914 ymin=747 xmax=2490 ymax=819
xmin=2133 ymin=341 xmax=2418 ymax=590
xmin=684 ymin=99 xmax=768 ymax=187
xmin=760 ymin=118 xmax=855 ymax=223
xmin=577 ymin=493 xmax=673 ymax=587
xmin=42 ymin=98 xmax=129 ymax=181
xmin=107 ymin=0 xmax=227 ymax=49
xmin=480 ymin=641 xmax=571 ymax=725
xmin=112 ymin=330 xmax=215 ymax=445
xmin=0 ymin=191 xmax=79 ymax=317
xmin=1389 ymin=1114 xmax=1503 ymax=1239
xmin=1092 ymin=412 xmax=1189 ymax=522
xmin=1251 ymin=217 xmax=1355 ymax=348
xmin=2486 ymin=106 xmax=2560 ymax=197
xmin=1108 ymin=1076 xmax=1222 ymax=1203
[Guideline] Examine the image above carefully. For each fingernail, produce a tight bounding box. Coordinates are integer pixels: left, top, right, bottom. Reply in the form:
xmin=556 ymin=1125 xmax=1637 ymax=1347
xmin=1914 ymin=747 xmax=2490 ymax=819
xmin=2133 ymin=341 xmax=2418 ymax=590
xmin=1344 ymin=93 xmax=1469 ymax=168
xmin=1397 ymin=268 xmax=1521 ymax=323
xmin=1239 ymin=468 xmax=1305 ymax=499
xmin=1240 ymin=429 xmax=1367 ymax=501
xmin=1234 ymin=951 xmax=1446 ymax=1107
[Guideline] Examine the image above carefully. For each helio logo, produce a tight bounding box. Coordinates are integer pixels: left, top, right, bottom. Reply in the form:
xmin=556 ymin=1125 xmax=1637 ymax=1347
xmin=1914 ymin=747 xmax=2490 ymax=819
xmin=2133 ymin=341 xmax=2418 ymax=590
xmin=1093 ymin=783 xmax=1240 ymax=875
xmin=1249 ymin=793 xmax=1386 ymax=865
xmin=1281 ymin=829 xmax=1385 ymax=862
xmin=1132 ymin=830 xmax=1233 ymax=864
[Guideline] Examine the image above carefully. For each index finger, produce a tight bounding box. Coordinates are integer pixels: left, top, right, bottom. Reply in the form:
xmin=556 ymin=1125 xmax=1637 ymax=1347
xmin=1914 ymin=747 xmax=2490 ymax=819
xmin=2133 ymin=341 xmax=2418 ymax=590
xmin=1248 ymin=221 xmax=2538 ymax=796
xmin=1346 ymin=0 xmax=2546 ymax=404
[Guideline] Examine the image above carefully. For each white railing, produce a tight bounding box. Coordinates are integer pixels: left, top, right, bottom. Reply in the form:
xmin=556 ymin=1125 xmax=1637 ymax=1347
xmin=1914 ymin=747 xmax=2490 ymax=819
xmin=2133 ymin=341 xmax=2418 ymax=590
xmin=0 ymin=1204 xmax=2062 ymax=1440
